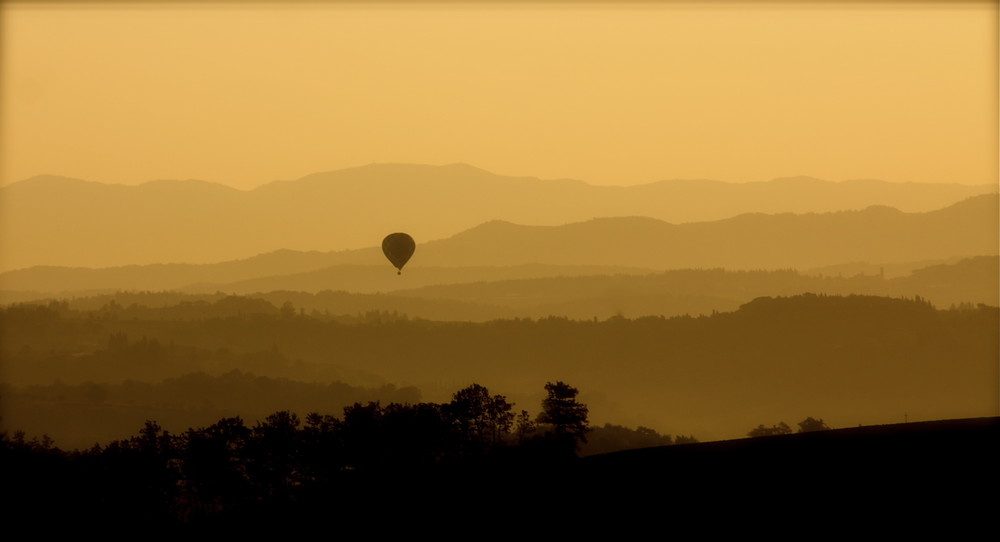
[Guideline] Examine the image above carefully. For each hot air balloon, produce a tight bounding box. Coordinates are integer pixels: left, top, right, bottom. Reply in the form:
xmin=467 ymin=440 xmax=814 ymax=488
xmin=382 ymin=233 xmax=415 ymax=275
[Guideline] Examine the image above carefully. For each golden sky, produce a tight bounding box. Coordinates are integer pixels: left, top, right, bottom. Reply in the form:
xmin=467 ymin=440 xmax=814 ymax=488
xmin=1 ymin=1 xmax=997 ymax=189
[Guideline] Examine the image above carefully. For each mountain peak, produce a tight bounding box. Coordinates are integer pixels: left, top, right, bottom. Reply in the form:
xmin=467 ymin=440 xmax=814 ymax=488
xmin=767 ymin=176 xmax=829 ymax=185
xmin=3 ymin=174 xmax=96 ymax=190
xmin=137 ymin=178 xmax=241 ymax=193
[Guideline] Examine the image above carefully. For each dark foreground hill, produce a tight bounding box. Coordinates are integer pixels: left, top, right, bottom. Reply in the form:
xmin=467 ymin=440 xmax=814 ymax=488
xmin=5 ymin=416 xmax=995 ymax=533
xmin=577 ymin=417 xmax=1000 ymax=528
xmin=582 ymin=416 xmax=998 ymax=487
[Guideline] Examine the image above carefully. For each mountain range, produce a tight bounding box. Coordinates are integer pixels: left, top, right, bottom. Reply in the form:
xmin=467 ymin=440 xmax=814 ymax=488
xmin=1 ymin=163 xmax=995 ymax=271
xmin=1 ymin=193 xmax=996 ymax=299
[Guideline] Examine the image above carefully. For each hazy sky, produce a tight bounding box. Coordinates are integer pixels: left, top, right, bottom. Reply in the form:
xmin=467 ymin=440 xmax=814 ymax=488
xmin=2 ymin=1 xmax=997 ymax=189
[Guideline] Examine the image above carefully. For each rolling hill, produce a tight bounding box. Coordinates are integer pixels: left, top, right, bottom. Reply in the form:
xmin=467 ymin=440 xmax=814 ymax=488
xmin=2 ymin=195 xmax=995 ymax=298
xmin=1 ymin=163 xmax=994 ymax=271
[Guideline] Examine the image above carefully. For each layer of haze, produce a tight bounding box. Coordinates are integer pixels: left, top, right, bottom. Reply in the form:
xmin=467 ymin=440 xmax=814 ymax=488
xmin=2 ymin=2 xmax=997 ymax=189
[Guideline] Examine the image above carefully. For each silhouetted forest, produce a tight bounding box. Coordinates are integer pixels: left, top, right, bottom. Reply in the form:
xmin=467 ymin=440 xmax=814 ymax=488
xmin=1 ymin=380 xmax=602 ymax=529
xmin=4 ymin=407 xmax=995 ymax=531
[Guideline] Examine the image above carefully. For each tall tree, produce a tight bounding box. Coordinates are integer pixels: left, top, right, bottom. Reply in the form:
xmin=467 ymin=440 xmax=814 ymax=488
xmin=536 ymin=381 xmax=590 ymax=451
xmin=447 ymin=383 xmax=514 ymax=445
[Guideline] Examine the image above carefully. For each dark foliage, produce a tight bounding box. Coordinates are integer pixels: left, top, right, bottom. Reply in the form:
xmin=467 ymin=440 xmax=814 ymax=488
xmin=582 ymin=423 xmax=673 ymax=455
xmin=797 ymin=416 xmax=831 ymax=432
xmin=2 ymin=381 xmax=605 ymax=530
xmin=537 ymin=381 xmax=590 ymax=454
xmin=747 ymin=421 xmax=794 ymax=437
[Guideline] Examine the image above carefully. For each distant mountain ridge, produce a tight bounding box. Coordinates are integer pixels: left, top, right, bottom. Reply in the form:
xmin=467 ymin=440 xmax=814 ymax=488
xmin=413 ymin=194 xmax=997 ymax=269
xmin=1 ymin=195 xmax=996 ymax=297
xmin=1 ymin=163 xmax=995 ymax=271
xmin=9 ymin=257 xmax=993 ymax=323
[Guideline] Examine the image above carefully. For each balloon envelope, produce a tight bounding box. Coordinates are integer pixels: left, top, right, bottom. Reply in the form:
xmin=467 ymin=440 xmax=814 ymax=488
xmin=382 ymin=233 xmax=415 ymax=273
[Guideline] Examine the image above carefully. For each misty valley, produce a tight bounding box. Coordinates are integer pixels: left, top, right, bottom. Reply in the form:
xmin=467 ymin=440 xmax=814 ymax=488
xmin=2 ymin=167 xmax=997 ymax=529
xmin=3 ymin=288 xmax=996 ymax=450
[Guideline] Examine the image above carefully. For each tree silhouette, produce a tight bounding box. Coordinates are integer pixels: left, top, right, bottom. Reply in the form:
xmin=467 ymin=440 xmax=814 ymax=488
xmin=797 ymin=417 xmax=830 ymax=432
xmin=747 ymin=422 xmax=793 ymax=438
xmin=514 ymin=409 xmax=535 ymax=445
xmin=182 ymin=416 xmax=252 ymax=516
xmin=248 ymin=411 xmax=301 ymax=500
xmin=447 ymin=383 xmax=514 ymax=446
xmin=536 ymin=381 xmax=589 ymax=452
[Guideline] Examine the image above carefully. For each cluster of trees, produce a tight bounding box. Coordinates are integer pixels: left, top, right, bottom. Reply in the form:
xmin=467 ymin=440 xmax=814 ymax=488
xmin=2 ymin=381 xmax=592 ymax=527
xmin=2 ymin=370 xmax=424 ymax=450
xmin=747 ymin=417 xmax=831 ymax=438
xmin=583 ymin=424 xmax=698 ymax=455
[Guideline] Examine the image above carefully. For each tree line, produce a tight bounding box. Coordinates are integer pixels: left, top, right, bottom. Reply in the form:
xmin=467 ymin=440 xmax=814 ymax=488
xmin=746 ymin=417 xmax=830 ymax=437
xmin=2 ymin=381 xmax=598 ymax=529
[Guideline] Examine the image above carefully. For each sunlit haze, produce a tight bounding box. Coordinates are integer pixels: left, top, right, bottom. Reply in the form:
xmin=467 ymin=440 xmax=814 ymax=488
xmin=1 ymin=5 xmax=997 ymax=518
xmin=2 ymin=2 xmax=997 ymax=188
